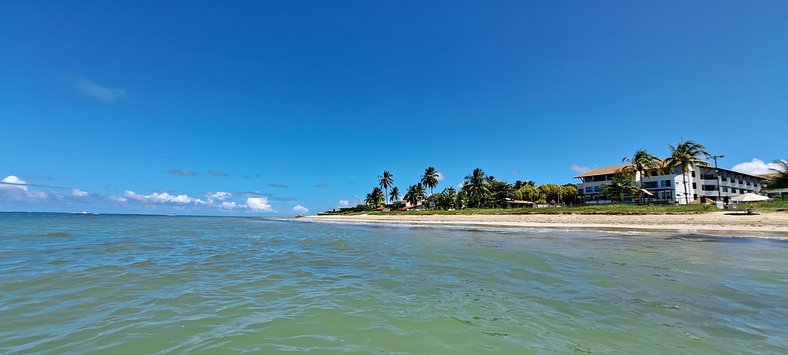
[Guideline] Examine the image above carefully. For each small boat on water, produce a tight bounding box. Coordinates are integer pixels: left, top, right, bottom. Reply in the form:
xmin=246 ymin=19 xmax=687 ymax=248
xmin=294 ymin=214 xmax=304 ymax=218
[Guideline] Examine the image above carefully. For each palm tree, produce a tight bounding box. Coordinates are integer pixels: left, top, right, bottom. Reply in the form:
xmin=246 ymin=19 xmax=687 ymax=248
xmin=421 ymin=167 xmax=440 ymax=209
xmin=622 ymin=149 xmax=661 ymax=201
xmin=664 ymin=141 xmax=711 ymax=205
xmin=601 ymin=171 xmax=639 ymax=202
xmin=389 ymin=186 xmax=401 ymax=203
xmin=365 ymin=187 xmax=385 ymax=208
xmin=463 ymin=168 xmax=490 ymax=208
xmin=403 ymin=184 xmax=426 ymax=208
xmin=765 ymin=160 xmax=788 ymax=190
xmin=378 ymin=171 xmax=394 ymax=204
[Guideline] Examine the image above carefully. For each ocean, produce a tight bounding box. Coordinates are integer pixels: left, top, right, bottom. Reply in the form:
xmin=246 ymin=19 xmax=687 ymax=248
xmin=0 ymin=213 xmax=786 ymax=354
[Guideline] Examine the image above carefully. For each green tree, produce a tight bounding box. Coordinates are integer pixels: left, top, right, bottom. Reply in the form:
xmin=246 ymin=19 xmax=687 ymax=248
xmin=403 ymin=184 xmax=426 ymax=208
xmin=765 ymin=160 xmax=788 ymax=190
xmin=421 ymin=167 xmax=440 ymax=208
xmin=515 ymin=185 xmax=541 ymax=202
xmin=389 ymin=186 xmax=401 ymax=203
xmin=601 ymin=172 xmax=638 ymax=202
xmin=514 ymin=180 xmax=536 ymax=189
xmin=434 ymin=187 xmax=457 ymax=210
xmin=378 ymin=171 xmax=394 ymax=204
xmin=365 ymin=187 xmax=385 ymax=208
xmin=538 ymin=184 xmax=561 ymax=204
xmin=488 ymin=178 xmax=514 ymax=207
xmin=664 ymin=141 xmax=711 ymax=204
xmin=463 ymin=168 xmax=490 ymax=208
xmin=560 ymin=184 xmax=578 ymax=205
xmin=622 ymin=149 xmax=662 ymax=191
xmin=455 ymin=189 xmax=469 ymax=210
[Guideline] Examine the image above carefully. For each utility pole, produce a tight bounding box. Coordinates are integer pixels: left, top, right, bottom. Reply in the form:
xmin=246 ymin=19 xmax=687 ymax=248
xmin=711 ymin=154 xmax=725 ymax=207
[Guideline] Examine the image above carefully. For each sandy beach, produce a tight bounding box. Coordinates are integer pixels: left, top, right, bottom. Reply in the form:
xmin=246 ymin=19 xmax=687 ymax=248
xmin=305 ymin=212 xmax=788 ymax=235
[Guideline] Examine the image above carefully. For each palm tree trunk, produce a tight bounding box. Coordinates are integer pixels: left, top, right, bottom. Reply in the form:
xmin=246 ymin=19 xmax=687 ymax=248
xmin=682 ymin=169 xmax=690 ymax=205
xmin=384 ymin=187 xmax=388 ymax=205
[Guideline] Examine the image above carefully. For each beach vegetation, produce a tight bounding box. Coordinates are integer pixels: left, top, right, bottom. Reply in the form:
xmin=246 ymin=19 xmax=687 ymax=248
xmin=664 ymin=141 xmax=711 ymax=204
xmin=601 ymin=171 xmax=638 ymax=202
xmin=463 ymin=168 xmax=491 ymax=208
xmin=389 ymin=186 xmax=401 ymax=204
xmin=404 ymin=184 xmax=426 ymax=208
xmin=378 ymin=171 xmax=394 ymax=204
xmin=365 ymin=187 xmax=385 ymax=208
xmin=622 ymin=149 xmax=662 ymax=200
xmin=764 ymin=160 xmax=788 ymax=190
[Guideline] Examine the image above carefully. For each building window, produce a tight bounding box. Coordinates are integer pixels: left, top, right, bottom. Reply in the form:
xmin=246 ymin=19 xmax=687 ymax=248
xmin=692 ymin=182 xmax=697 ymax=189
xmin=585 ymin=187 xmax=593 ymax=193
xmin=661 ymin=180 xmax=672 ymax=187
xmin=700 ymin=174 xmax=716 ymax=180
xmin=642 ymin=181 xmax=657 ymax=189
xmin=723 ymin=187 xmax=728 ymax=192
xmin=691 ymin=171 xmax=696 ymax=177
xmin=754 ymin=183 xmax=758 ymax=187
xmin=702 ymin=185 xmax=717 ymax=191
xmin=731 ymin=188 xmax=737 ymax=194
xmin=594 ymin=186 xmax=603 ymax=192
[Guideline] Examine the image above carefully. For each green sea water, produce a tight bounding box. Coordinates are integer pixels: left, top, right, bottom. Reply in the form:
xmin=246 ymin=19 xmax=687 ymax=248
xmin=0 ymin=213 xmax=786 ymax=354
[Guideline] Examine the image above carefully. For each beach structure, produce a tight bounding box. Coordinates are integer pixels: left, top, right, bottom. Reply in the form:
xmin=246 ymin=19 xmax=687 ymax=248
xmin=575 ymin=164 xmax=766 ymax=205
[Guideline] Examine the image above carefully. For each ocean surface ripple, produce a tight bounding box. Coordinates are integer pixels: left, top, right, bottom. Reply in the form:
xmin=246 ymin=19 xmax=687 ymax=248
xmin=1 ymin=213 xmax=786 ymax=354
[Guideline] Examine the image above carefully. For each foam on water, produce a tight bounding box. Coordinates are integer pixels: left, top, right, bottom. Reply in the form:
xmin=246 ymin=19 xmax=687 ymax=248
xmin=1 ymin=212 xmax=786 ymax=354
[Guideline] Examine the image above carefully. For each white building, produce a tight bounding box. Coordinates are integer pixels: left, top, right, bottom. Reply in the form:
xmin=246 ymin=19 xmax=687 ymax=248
xmin=575 ymin=164 xmax=766 ymax=205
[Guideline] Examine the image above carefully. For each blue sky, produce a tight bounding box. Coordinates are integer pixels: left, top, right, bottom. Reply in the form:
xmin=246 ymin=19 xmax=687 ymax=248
xmin=1 ymin=1 xmax=786 ymax=215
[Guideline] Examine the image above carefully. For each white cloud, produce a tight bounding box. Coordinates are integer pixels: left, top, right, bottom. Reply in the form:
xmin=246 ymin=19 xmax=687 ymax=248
xmin=570 ymin=164 xmax=591 ymax=174
xmin=109 ymin=196 xmax=128 ymax=203
xmin=0 ymin=175 xmax=47 ymax=201
xmin=436 ymin=172 xmax=446 ymax=182
xmin=221 ymin=201 xmax=238 ymax=210
xmin=731 ymin=158 xmax=785 ymax=176
xmin=338 ymin=200 xmax=351 ymax=208
xmin=73 ymin=76 xmax=127 ymax=102
xmin=293 ymin=205 xmax=309 ymax=214
xmin=1 ymin=175 xmax=27 ymax=191
xmin=122 ymin=190 xmax=206 ymax=205
xmin=246 ymin=197 xmax=273 ymax=212
xmin=206 ymin=191 xmax=232 ymax=204
xmin=72 ymin=188 xmax=88 ymax=197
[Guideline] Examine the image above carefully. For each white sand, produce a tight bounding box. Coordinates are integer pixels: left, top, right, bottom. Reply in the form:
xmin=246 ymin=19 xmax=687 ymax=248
xmin=304 ymin=212 xmax=788 ymax=235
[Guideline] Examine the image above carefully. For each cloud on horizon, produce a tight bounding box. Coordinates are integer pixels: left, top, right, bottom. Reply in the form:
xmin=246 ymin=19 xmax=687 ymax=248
xmin=268 ymin=183 xmax=288 ymax=188
xmin=314 ymin=184 xmax=329 ymax=189
xmin=71 ymin=75 xmax=127 ymax=103
xmin=293 ymin=205 xmax=308 ymax=214
xmin=210 ymin=170 xmax=229 ymax=177
xmin=121 ymin=190 xmax=207 ymax=205
xmin=0 ymin=175 xmax=48 ymax=201
xmin=246 ymin=197 xmax=274 ymax=212
xmin=731 ymin=158 xmax=785 ymax=176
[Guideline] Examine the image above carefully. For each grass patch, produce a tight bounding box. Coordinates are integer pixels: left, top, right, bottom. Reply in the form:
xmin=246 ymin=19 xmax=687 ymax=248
xmin=750 ymin=199 xmax=788 ymax=212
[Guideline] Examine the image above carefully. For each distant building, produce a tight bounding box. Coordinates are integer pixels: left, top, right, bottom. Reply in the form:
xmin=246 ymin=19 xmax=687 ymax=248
xmin=575 ymin=164 xmax=766 ymax=205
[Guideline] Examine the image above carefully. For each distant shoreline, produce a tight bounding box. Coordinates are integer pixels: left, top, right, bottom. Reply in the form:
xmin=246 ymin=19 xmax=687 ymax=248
xmin=303 ymin=212 xmax=788 ymax=236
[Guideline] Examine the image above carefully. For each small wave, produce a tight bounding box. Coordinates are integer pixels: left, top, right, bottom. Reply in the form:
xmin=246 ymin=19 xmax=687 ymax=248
xmin=29 ymin=232 xmax=74 ymax=238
